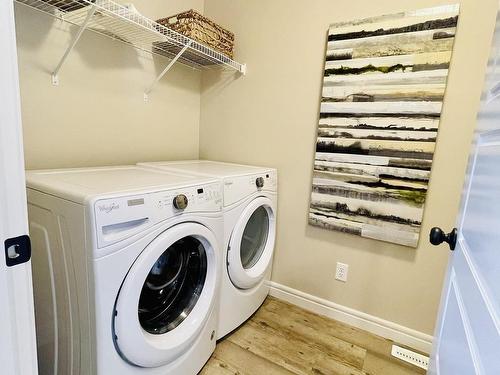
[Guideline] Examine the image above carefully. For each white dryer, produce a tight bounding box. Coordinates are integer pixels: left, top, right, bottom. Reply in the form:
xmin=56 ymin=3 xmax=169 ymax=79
xmin=138 ymin=160 xmax=277 ymax=339
xmin=26 ymin=166 xmax=223 ymax=375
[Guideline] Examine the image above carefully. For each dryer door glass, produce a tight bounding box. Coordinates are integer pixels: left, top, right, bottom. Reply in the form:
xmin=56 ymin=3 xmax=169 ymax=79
xmin=138 ymin=236 xmax=207 ymax=335
xmin=240 ymin=206 xmax=270 ymax=269
xmin=227 ymin=196 xmax=276 ymax=290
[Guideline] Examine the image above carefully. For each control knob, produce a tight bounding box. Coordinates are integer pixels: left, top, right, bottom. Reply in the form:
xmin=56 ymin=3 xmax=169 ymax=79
xmin=256 ymin=177 xmax=265 ymax=188
xmin=173 ymin=194 xmax=188 ymax=210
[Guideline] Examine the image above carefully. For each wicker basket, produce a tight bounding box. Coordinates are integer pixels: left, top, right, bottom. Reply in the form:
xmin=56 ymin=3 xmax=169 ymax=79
xmin=156 ymin=9 xmax=234 ymax=59
xmin=41 ymin=0 xmax=95 ymax=12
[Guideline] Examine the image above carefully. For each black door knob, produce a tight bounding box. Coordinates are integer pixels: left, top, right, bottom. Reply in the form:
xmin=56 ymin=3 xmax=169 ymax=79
xmin=429 ymin=227 xmax=457 ymax=251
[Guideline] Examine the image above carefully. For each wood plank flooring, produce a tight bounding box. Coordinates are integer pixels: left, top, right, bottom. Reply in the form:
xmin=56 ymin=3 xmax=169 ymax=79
xmin=200 ymin=297 xmax=427 ymax=375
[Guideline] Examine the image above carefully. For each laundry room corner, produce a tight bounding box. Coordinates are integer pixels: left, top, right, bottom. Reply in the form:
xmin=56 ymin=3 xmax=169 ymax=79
xmin=6 ymin=0 xmax=500 ymax=373
xmin=15 ymin=0 xmax=205 ymax=170
xmin=198 ymin=0 xmax=498 ymax=345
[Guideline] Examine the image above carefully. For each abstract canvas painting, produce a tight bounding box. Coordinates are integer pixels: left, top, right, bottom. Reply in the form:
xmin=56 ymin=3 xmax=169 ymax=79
xmin=309 ymin=5 xmax=459 ymax=247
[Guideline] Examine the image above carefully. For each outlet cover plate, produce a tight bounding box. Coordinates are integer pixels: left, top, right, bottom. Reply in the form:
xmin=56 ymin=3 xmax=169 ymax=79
xmin=335 ymin=262 xmax=348 ymax=282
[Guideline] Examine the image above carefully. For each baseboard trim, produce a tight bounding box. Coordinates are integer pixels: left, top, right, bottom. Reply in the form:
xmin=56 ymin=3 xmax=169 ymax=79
xmin=267 ymin=281 xmax=433 ymax=354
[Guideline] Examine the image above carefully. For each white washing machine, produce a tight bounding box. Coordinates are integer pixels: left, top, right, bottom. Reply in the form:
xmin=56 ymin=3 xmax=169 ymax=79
xmin=26 ymin=166 xmax=223 ymax=375
xmin=138 ymin=160 xmax=277 ymax=339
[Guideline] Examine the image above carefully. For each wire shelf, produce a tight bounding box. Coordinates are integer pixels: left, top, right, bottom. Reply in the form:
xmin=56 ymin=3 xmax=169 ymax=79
xmin=15 ymin=0 xmax=246 ymax=72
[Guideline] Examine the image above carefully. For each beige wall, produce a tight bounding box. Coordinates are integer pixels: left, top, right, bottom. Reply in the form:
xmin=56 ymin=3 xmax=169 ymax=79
xmin=15 ymin=0 xmax=498 ymax=336
xmin=15 ymin=0 xmax=204 ymax=170
xmin=200 ymin=0 xmax=498 ymax=335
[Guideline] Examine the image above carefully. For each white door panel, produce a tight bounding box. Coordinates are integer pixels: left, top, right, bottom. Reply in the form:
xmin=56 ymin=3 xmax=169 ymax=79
xmin=0 ymin=1 xmax=38 ymax=374
xmin=437 ymin=275 xmax=478 ymax=375
xmin=454 ymin=247 xmax=500 ymax=371
xmin=430 ymin=5 xmax=500 ymax=373
xmin=461 ymin=136 xmax=500 ymax=314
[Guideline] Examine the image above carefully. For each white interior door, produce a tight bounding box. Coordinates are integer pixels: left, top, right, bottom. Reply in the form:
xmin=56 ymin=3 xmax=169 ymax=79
xmin=429 ymin=7 xmax=500 ymax=374
xmin=0 ymin=1 xmax=38 ymax=374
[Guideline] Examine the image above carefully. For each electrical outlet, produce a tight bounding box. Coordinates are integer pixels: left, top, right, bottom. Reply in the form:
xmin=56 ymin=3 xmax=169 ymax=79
xmin=335 ymin=262 xmax=348 ymax=282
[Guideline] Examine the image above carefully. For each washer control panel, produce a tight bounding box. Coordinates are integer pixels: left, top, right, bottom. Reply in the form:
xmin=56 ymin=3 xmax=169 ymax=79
xmin=94 ymin=182 xmax=222 ymax=248
xmin=152 ymin=183 xmax=221 ymax=212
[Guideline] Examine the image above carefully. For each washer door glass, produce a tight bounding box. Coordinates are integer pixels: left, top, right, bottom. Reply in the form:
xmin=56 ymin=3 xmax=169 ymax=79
xmin=138 ymin=236 xmax=207 ymax=335
xmin=113 ymin=223 xmax=218 ymax=368
xmin=240 ymin=206 xmax=269 ymax=269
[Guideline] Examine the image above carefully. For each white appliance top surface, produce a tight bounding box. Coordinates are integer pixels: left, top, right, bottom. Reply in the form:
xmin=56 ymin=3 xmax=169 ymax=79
xmin=140 ymin=160 xmax=274 ymax=178
xmin=26 ymin=165 xmax=217 ymax=204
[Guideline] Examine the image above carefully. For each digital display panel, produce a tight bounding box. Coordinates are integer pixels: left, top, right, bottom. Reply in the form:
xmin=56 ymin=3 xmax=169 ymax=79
xmin=127 ymin=198 xmax=144 ymax=207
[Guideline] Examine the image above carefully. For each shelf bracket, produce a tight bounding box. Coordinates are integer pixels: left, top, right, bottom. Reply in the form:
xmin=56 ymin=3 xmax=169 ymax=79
xmin=52 ymin=5 xmax=97 ymax=85
xmin=144 ymin=40 xmax=193 ymax=102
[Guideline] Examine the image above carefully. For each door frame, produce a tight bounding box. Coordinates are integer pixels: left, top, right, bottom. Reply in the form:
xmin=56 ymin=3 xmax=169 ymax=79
xmin=0 ymin=1 xmax=38 ymax=374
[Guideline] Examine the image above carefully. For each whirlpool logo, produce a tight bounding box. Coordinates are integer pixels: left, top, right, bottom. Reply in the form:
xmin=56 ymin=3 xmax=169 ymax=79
xmin=98 ymin=202 xmax=120 ymax=213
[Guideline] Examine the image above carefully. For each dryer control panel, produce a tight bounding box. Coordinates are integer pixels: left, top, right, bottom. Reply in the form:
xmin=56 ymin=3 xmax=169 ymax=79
xmin=94 ymin=182 xmax=222 ymax=248
xmin=223 ymin=170 xmax=277 ymax=207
